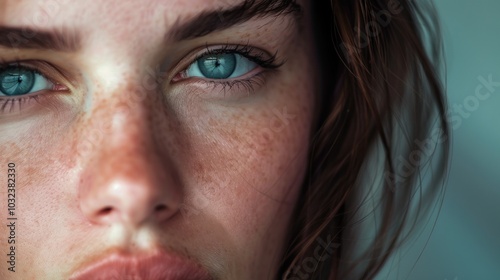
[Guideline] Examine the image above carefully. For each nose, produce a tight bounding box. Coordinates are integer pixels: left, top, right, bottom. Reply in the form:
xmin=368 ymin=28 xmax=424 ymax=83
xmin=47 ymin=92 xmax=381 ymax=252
xmin=78 ymin=94 xmax=183 ymax=228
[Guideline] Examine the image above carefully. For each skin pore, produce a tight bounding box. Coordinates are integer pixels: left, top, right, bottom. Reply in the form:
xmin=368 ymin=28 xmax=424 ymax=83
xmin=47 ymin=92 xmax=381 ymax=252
xmin=0 ymin=0 xmax=318 ymax=279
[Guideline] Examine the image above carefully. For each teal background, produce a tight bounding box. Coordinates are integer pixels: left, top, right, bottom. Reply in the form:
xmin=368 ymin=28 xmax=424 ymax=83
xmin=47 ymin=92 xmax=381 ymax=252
xmin=377 ymin=1 xmax=500 ymax=279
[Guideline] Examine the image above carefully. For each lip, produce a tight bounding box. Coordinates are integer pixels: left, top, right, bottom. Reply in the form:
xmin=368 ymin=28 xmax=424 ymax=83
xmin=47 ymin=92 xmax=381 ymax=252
xmin=69 ymin=249 xmax=212 ymax=280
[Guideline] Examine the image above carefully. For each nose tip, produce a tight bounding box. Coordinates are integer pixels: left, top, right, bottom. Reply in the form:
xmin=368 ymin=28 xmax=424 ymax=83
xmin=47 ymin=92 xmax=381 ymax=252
xmin=79 ymin=174 xmax=182 ymax=227
xmin=81 ymin=178 xmax=179 ymax=227
xmin=77 ymin=138 xmax=184 ymax=228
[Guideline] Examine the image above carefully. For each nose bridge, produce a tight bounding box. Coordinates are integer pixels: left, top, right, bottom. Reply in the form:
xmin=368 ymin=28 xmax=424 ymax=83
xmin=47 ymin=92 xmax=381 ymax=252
xmin=85 ymin=71 xmax=163 ymax=152
xmin=77 ymin=79 xmax=182 ymax=228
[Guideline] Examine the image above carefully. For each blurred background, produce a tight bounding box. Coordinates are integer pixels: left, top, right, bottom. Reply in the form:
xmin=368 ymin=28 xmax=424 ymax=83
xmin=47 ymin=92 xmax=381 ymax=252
xmin=377 ymin=0 xmax=500 ymax=279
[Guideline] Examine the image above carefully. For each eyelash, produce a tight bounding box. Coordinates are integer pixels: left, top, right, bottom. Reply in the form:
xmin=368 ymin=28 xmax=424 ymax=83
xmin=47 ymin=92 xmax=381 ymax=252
xmin=0 ymin=45 xmax=283 ymax=112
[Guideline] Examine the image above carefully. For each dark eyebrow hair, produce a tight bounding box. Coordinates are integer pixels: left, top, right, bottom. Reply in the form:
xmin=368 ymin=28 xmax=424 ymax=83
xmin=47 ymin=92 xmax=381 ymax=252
xmin=0 ymin=0 xmax=300 ymax=52
xmin=0 ymin=27 xmax=80 ymax=52
xmin=169 ymin=0 xmax=302 ymax=41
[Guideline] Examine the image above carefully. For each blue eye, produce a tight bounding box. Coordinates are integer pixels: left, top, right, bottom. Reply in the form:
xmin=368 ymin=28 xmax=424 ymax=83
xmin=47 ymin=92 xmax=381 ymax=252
xmin=0 ymin=66 xmax=53 ymax=97
xmin=186 ymin=53 xmax=258 ymax=80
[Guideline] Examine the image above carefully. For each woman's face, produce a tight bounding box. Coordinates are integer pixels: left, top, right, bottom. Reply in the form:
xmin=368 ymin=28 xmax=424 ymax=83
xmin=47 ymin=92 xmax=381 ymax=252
xmin=0 ymin=0 xmax=317 ymax=279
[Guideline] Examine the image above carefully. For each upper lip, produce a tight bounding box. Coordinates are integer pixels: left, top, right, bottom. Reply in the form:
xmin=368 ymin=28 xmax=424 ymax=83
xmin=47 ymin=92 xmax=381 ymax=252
xmin=68 ymin=249 xmax=212 ymax=280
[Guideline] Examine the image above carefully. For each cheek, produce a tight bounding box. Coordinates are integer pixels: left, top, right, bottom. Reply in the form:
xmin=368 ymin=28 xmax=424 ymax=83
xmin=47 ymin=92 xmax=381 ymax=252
xmin=170 ymin=80 xmax=314 ymax=259
xmin=0 ymin=113 xmax=82 ymax=276
xmin=189 ymin=110 xmax=307 ymax=217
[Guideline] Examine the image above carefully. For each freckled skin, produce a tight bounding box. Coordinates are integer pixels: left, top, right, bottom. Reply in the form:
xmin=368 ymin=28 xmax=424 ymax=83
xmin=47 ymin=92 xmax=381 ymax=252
xmin=0 ymin=0 xmax=318 ymax=279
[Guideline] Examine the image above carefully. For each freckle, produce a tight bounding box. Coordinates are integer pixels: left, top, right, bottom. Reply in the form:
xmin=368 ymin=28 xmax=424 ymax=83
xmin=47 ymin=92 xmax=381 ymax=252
xmin=229 ymin=127 xmax=238 ymax=139
xmin=208 ymin=118 xmax=217 ymax=127
xmin=194 ymin=162 xmax=204 ymax=174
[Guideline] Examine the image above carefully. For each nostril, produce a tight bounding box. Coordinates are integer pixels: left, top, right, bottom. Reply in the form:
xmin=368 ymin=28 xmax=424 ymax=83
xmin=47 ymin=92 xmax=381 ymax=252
xmin=155 ymin=205 xmax=167 ymax=212
xmin=99 ymin=206 xmax=113 ymax=215
xmin=154 ymin=204 xmax=170 ymax=220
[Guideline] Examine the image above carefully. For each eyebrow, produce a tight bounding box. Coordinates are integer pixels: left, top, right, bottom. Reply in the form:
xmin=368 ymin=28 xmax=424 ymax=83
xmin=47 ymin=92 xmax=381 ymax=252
xmin=169 ymin=0 xmax=302 ymax=41
xmin=0 ymin=27 xmax=81 ymax=52
xmin=0 ymin=0 xmax=301 ymax=52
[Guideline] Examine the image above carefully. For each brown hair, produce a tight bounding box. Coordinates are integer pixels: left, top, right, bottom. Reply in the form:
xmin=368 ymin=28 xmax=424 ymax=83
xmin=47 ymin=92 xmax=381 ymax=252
xmin=280 ymin=0 xmax=450 ymax=279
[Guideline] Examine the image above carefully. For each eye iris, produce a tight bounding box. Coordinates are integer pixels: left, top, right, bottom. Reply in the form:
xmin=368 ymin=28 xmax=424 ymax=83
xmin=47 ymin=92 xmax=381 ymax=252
xmin=198 ymin=53 xmax=237 ymax=79
xmin=0 ymin=67 xmax=35 ymax=96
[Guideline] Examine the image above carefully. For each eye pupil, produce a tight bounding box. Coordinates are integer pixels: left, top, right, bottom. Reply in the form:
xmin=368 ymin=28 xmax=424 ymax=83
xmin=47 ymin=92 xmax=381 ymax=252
xmin=0 ymin=67 xmax=35 ymax=96
xmin=198 ymin=53 xmax=237 ymax=79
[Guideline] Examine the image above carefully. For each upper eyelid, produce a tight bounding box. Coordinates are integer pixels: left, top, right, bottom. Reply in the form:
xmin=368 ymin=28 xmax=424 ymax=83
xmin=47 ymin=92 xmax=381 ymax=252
xmin=196 ymin=45 xmax=262 ymax=57
xmin=184 ymin=44 xmax=281 ymax=70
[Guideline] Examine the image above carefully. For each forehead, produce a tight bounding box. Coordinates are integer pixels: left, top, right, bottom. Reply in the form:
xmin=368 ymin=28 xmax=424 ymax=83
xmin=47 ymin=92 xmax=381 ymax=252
xmin=0 ymin=0 xmax=305 ymax=49
xmin=0 ymin=0 xmax=237 ymax=32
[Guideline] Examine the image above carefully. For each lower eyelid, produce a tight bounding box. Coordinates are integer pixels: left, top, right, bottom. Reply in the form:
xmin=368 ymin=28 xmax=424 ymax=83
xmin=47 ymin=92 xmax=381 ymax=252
xmin=0 ymin=90 xmax=76 ymax=117
xmin=0 ymin=95 xmax=41 ymax=115
xmin=172 ymin=71 xmax=270 ymax=100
